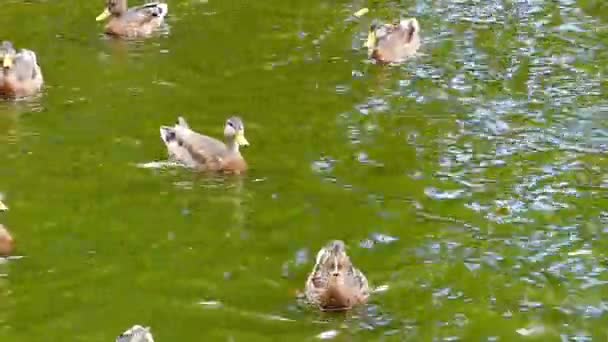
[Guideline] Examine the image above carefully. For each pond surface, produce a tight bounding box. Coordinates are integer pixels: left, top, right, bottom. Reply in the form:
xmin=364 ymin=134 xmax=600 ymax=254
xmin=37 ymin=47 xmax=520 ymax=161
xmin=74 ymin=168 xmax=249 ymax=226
xmin=1 ymin=0 xmax=607 ymax=340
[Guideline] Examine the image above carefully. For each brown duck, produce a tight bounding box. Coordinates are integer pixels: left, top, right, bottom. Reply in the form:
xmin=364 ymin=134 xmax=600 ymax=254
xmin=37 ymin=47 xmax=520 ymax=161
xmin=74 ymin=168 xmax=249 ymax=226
xmin=365 ymin=18 xmax=421 ymax=63
xmin=160 ymin=116 xmax=250 ymax=174
xmin=96 ymin=0 xmax=168 ymax=38
xmin=305 ymin=240 xmax=370 ymax=311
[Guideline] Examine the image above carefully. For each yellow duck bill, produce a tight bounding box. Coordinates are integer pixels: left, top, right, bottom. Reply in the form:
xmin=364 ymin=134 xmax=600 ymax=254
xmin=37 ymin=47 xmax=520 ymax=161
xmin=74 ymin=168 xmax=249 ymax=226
xmin=365 ymin=31 xmax=375 ymax=48
xmin=96 ymin=8 xmax=112 ymax=21
xmin=235 ymin=132 xmax=250 ymax=146
xmin=2 ymin=56 xmax=13 ymax=68
xmin=365 ymin=30 xmax=377 ymax=59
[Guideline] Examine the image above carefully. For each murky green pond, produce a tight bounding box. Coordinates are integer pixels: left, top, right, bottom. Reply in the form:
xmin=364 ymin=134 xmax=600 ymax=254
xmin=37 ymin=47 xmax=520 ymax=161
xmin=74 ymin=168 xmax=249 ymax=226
xmin=1 ymin=0 xmax=607 ymax=340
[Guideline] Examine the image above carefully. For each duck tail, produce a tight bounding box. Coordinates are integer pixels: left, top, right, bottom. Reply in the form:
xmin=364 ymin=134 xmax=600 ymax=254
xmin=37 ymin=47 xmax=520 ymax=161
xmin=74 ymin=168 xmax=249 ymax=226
xmin=161 ymin=116 xmax=189 ymax=144
xmin=160 ymin=126 xmax=176 ymax=144
xmin=153 ymin=3 xmax=169 ymax=18
xmin=399 ymin=18 xmax=419 ymax=43
xmin=408 ymin=18 xmax=420 ymax=34
xmin=177 ymin=116 xmax=189 ymax=129
xmin=400 ymin=18 xmax=419 ymax=34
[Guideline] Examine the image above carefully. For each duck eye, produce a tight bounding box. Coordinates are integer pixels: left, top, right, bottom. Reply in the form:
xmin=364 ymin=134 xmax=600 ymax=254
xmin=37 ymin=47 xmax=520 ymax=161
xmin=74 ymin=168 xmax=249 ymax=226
xmin=227 ymin=121 xmax=234 ymax=128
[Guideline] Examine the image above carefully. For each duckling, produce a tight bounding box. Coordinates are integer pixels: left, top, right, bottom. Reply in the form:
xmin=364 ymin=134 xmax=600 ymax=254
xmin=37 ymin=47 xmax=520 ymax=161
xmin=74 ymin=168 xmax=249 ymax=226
xmin=0 ymin=41 xmax=44 ymax=98
xmin=96 ymin=0 xmax=168 ymax=38
xmin=305 ymin=240 xmax=370 ymax=311
xmin=116 ymin=325 xmax=154 ymax=342
xmin=0 ymin=224 xmax=14 ymax=257
xmin=365 ymin=18 xmax=421 ymax=63
xmin=160 ymin=116 xmax=250 ymax=174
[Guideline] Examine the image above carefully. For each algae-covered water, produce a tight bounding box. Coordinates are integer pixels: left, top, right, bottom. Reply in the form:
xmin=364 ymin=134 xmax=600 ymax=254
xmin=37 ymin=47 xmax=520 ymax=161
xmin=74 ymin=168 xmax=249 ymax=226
xmin=1 ymin=0 xmax=607 ymax=340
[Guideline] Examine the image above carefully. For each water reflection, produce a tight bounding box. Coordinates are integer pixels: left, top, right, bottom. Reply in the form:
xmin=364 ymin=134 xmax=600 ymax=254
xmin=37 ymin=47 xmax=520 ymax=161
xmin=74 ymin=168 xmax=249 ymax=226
xmin=0 ymin=102 xmax=42 ymax=145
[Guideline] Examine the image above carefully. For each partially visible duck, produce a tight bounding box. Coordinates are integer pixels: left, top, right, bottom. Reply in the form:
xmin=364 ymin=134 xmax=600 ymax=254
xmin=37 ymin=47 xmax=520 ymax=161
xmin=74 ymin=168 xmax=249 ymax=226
xmin=0 ymin=224 xmax=14 ymax=257
xmin=116 ymin=325 xmax=154 ymax=342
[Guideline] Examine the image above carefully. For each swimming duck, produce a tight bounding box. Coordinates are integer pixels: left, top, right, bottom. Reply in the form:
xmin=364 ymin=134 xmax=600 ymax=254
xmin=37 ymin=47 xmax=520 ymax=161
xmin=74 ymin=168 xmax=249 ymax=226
xmin=0 ymin=41 xmax=44 ymax=98
xmin=116 ymin=325 xmax=154 ymax=342
xmin=305 ymin=240 xmax=370 ymax=311
xmin=160 ymin=116 xmax=250 ymax=174
xmin=0 ymin=224 xmax=14 ymax=257
xmin=365 ymin=18 xmax=421 ymax=63
xmin=96 ymin=0 xmax=168 ymax=38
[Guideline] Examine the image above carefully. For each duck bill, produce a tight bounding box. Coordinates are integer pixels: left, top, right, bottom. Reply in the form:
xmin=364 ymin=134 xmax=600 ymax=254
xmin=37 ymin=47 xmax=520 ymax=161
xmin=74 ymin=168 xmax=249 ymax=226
xmin=96 ymin=8 xmax=111 ymax=21
xmin=2 ymin=55 xmax=13 ymax=69
xmin=365 ymin=30 xmax=376 ymax=56
xmin=236 ymin=132 xmax=249 ymax=147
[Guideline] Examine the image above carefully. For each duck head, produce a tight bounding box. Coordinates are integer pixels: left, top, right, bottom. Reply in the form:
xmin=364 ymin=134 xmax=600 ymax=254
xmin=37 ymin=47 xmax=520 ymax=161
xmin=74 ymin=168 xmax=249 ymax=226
xmin=313 ymin=240 xmax=353 ymax=278
xmin=0 ymin=41 xmax=16 ymax=70
xmin=96 ymin=0 xmax=128 ymax=21
xmin=224 ymin=116 xmax=249 ymax=148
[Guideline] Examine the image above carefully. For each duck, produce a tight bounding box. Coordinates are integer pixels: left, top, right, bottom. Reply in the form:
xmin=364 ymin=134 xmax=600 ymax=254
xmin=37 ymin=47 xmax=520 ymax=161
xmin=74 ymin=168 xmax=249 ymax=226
xmin=0 ymin=41 xmax=44 ymax=98
xmin=365 ymin=18 xmax=421 ymax=63
xmin=305 ymin=240 xmax=370 ymax=311
xmin=116 ymin=325 xmax=154 ymax=342
xmin=0 ymin=224 xmax=14 ymax=257
xmin=96 ymin=0 xmax=168 ymax=38
xmin=160 ymin=116 xmax=250 ymax=174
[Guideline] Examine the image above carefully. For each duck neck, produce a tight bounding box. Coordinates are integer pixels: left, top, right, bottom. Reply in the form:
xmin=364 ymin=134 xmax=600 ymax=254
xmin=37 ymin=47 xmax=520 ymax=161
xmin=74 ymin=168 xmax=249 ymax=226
xmin=112 ymin=0 xmax=128 ymax=15
xmin=226 ymin=138 xmax=240 ymax=153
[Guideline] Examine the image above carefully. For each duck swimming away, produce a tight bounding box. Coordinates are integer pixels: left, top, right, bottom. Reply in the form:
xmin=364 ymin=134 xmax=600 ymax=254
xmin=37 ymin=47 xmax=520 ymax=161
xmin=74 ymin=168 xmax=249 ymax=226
xmin=305 ymin=240 xmax=370 ymax=311
xmin=0 ymin=224 xmax=14 ymax=257
xmin=365 ymin=18 xmax=421 ymax=64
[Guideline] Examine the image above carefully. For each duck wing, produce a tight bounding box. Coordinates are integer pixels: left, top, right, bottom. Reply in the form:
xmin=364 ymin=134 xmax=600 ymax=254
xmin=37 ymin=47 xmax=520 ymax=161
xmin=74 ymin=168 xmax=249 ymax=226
xmin=346 ymin=267 xmax=370 ymax=303
xmin=160 ymin=117 xmax=228 ymax=169
xmin=12 ymin=49 xmax=41 ymax=82
xmin=124 ymin=2 xmax=168 ymax=24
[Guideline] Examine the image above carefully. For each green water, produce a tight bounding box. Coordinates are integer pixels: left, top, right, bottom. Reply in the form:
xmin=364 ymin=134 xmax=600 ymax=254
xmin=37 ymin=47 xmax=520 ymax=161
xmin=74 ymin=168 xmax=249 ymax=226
xmin=1 ymin=0 xmax=607 ymax=340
